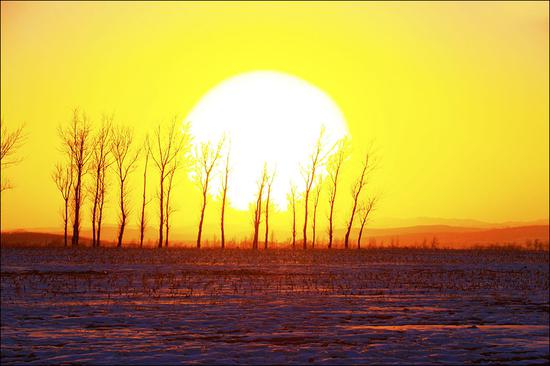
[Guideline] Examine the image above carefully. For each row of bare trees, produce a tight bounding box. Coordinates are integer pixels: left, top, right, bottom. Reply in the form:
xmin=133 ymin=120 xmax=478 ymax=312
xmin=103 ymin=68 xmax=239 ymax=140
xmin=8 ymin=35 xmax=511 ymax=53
xmin=50 ymin=109 xmax=376 ymax=249
xmin=251 ymin=129 xmax=377 ymax=250
xmin=54 ymin=111 xmax=137 ymax=247
xmin=53 ymin=112 xmax=195 ymax=248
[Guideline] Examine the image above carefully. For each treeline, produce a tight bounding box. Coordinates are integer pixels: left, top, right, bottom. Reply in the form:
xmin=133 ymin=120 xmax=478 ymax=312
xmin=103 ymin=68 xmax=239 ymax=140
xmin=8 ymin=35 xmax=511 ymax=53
xmin=4 ymin=111 xmax=378 ymax=249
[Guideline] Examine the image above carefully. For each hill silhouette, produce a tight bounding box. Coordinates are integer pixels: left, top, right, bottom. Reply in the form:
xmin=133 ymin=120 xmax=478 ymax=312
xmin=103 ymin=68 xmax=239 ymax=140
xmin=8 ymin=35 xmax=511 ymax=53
xmin=2 ymin=223 xmax=548 ymax=249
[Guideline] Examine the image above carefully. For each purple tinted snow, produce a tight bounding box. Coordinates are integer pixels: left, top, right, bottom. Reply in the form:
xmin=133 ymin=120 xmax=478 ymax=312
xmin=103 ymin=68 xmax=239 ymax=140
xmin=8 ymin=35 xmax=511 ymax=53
xmin=1 ymin=248 xmax=548 ymax=364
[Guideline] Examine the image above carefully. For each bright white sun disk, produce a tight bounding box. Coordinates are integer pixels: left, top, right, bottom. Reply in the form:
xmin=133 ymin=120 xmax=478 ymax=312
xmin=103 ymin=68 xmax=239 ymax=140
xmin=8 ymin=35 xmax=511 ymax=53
xmin=186 ymin=70 xmax=349 ymax=210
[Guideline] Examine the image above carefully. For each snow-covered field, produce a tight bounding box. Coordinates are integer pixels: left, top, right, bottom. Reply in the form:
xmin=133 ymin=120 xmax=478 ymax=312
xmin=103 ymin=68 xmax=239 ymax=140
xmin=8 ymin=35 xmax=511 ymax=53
xmin=1 ymin=248 xmax=548 ymax=364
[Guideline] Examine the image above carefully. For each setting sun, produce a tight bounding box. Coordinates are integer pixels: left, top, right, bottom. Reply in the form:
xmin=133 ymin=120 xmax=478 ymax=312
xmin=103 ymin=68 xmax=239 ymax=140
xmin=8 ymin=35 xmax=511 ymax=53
xmin=187 ymin=70 xmax=348 ymax=209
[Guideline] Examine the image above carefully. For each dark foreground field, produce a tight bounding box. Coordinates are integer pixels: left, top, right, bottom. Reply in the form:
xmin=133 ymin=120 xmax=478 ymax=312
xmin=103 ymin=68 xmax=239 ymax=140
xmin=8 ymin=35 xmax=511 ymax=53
xmin=1 ymin=248 xmax=549 ymax=364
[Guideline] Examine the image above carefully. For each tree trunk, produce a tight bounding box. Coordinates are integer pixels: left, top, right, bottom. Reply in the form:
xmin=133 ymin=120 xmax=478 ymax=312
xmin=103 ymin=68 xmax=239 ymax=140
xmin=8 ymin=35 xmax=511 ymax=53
xmin=165 ymin=222 xmax=170 ymax=248
xmin=72 ymin=172 xmax=82 ymax=247
xmin=63 ymin=198 xmax=69 ymax=247
xmin=139 ymin=209 xmax=146 ymax=248
xmin=252 ymin=186 xmax=263 ymax=250
xmin=344 ymin=192 xmax=362 ymax=249
xmin=344 ymin=203 xmax=357 ymax=249
xmin=91 ymin=206 xmax=97 ymax=247
xmin=292 ymin=205 xmax=296 ymax=249
xmin=139 ymin=153 xmax=148 ymax=248
xmin=164 ymin=212 xmax=170 ymax=248
xmin=220 ymin=187 xmax=227 ymax=249
xmin=91 ymin=169 xmax=100 ymax=247
xmin=97 ymin=209 xmax=103 ymax=247
xmin=357 ymin=226 xmax=364 ymax=249
xmin=328 ymin=201 xmax=335 ymax=249
xmin=303 ymin=191 xmax=309 ymax=250
xmin=158 ymin=175 xmax=164 ymax=248
xmin=197 ymin=191 xmax=207 ymax=249
xmin=312 ymin=201 xmax=318 ymax=249
xmin=197 ymin=174 xmax=210 ymax=249
xmin=97 ymin=186 xmax=105 ymax=248
xmin=117 ymin=181 xmax=126 ymax=248
xmin=264 ymin=188 xmax=270 ymax=249
xmin=164 ymin=171 xmax=174 ymax=248
xmin=117 ymin=215 xmax=126 ymax=248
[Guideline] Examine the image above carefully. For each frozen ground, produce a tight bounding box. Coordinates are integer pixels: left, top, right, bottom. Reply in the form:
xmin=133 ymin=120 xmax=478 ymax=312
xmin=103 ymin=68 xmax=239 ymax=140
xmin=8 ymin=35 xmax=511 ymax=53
xmin=1 ymin=248 xmax=549 ymax=364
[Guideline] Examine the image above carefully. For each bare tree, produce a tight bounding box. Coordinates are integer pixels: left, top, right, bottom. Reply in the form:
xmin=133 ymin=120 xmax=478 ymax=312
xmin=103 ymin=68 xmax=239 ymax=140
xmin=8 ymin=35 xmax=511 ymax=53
xmin=220 ymin=140 xmax=231 ymax=249
xmin=111 ymin=125 xmax=139 ymax=248
xmin=164 ymin=160 xmax=178 ymax=248
xmin=311 ymin=178 xmax=322 ymax=249
xmin=165 ymin=131 xmax=192 ymax=248
xmin=138 ymin=138 xmax=150 ymax=248
xmin=344 ymin=152 xmax=372 ymax=249
xmin=264 ymin=168 xmax=276 ymax=249
xmin=326 ymin=138 xmax=347 ymax=249
xmin=252 ymin=164 xmax=267 ymax=250
xmin=357 ymin=196 xmax=376 ymax=249
xmin=88 ymin=121 xmax=112 ymax=247
xmin=96 ymin=154 xmax=110 ymax=247
xmin=52 ymin=162 xmax=73 ymax=247
xmin=301 ymin=128 xmax=328 ymax=249
xmin=194 ymin=138 xmax=224 ymax=248
xmin=148 ymin=119 xmax=191 ymax=248
xmin=1 ymin=120 xmax=26 ymax=192
xmin=59 ymin=109 xmax=92 ymax=247
xmin=287 ymin=183 xmax=297 ymax=249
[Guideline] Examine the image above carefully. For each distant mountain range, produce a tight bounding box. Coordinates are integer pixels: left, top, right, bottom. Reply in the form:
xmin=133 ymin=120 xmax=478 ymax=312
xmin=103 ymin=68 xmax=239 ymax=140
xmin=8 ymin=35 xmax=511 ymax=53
xmin=368 ymin=217 xmax=549 ymax=229
xmin=339 ymin=224 xmax=549 ymax=247
xmin=2 ymin=219 xmax=548 ymax=249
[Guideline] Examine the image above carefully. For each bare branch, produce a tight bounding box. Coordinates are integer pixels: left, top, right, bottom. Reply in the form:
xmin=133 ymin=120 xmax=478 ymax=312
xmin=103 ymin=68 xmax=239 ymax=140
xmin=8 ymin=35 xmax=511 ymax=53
xmin=344 ymin=150 xmax=373 ymax=249
xmin=1 ymin=120 xmax=26 ymax=191
xmin=357 ymin=196 xmax=377 ymax=249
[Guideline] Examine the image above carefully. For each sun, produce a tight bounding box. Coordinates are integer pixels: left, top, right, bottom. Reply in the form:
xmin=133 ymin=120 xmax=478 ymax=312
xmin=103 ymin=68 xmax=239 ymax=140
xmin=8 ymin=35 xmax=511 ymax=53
xmin=186 ymin=70 xmax=349 ymax=210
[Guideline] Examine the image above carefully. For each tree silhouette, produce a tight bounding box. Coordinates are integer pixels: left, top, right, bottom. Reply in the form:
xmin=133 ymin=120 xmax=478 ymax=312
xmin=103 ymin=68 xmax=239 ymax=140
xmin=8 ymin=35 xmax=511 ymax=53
xmin=287 ymin=183 xmax=297 ymax=249
xmin=311 ymin=177 xmax=322 ymax=249
xmin=138 ymin=137 xmax=150 ymax=248
xmin=0 ymin=120 xmax=26 ymax=192
xmin=264 ymin=167 xmax=276 ymax=249
xmin=301 ymin=127 xmax=328 ymax=249
xmin=344 ymin=152 xmax=372 ymax=249
xmin=252 ymin=163 xmax=267 ymax=250
xmin=219 ymin=139 xmax=231 ymax=249
xmin=164 ymin=160 xmax=178 ymax=248
xmin=52 ymin=162 xmax=73 ymax=247
xmin=111 ymin=125 xmax=139 ymax=248
xmin=88 ymin=120 xmax=112 ymax=247
xmin=194 ymin=137 xmax=224 ymax=248
xmin=59 ymin=109 xmax=92 ymax=247
xmin=357 ymin=196 xmax=376 ymax=249
xmin=148 ymin=119 xmax=191 ymax=248
xmin=326 ymin=138 xmax=347 ymax=249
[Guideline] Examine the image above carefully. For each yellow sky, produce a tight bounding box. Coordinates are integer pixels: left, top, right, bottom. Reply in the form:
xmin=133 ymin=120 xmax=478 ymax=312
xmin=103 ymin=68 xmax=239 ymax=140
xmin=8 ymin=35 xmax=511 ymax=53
xmin=1 ymin=2 xmax=548 ymax=242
